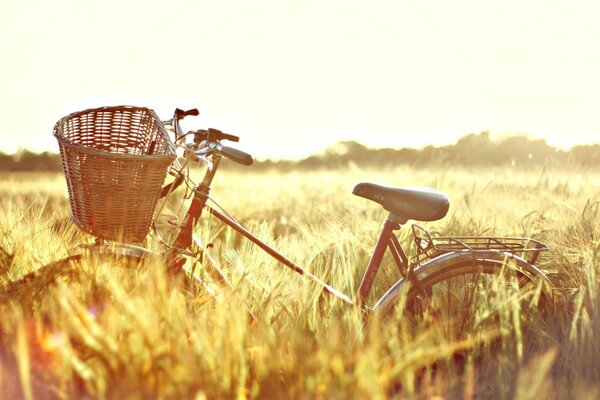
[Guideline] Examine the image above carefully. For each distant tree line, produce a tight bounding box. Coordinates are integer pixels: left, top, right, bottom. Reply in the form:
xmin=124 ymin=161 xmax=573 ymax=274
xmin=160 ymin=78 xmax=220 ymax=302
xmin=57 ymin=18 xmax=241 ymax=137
xmin=260 ymin=132 xmax=600 ymax=170
xmin=1 ymin=132 xmax=598 ymax=172
xmin=0 ymin=150 xmax=61 ymax=172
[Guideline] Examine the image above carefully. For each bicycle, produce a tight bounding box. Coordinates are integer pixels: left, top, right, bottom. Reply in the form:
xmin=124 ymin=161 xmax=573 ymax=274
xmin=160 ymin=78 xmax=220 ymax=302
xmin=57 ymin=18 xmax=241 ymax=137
xmin=4 ymin=106 xmax=553 ymax=335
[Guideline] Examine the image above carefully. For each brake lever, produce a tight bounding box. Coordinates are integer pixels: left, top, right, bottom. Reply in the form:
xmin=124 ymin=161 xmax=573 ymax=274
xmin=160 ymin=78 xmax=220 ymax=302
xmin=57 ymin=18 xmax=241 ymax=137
xmin=208 ymin=128 xmax=239 ymax=142
xmin=192 ymin=128 xmax=240 ymax=144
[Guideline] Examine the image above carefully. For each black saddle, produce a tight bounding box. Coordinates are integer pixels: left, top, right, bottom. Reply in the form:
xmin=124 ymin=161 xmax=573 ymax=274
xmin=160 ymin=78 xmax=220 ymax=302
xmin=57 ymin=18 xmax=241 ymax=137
xmin=353 ymin=182 xmax=449 ymax=223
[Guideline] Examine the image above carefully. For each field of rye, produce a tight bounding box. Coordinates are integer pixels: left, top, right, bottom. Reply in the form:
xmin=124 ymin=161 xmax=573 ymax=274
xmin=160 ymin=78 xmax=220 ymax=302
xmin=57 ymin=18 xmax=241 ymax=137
xmin=0 ymin=164 xmax=599 ymax=399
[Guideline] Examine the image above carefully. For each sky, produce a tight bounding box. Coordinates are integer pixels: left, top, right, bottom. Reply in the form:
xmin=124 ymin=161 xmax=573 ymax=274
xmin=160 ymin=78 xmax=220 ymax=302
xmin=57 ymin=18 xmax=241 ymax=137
xmin=1 ymin=0 xmax=599 ymax=160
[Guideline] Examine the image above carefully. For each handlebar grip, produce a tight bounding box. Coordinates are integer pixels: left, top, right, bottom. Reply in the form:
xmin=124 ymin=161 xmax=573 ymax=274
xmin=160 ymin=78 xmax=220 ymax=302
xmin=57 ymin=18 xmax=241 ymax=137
xmin=221 ymin=146 xmax=254 ymax=166
xmin=175 ymin=108 xmax=200 ymax=118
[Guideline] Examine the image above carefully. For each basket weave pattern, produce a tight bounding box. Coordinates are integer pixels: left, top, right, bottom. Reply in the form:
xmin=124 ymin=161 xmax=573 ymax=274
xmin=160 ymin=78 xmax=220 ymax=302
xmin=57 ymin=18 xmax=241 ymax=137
xmin=54 ymin=106 xmax=176 ymax=242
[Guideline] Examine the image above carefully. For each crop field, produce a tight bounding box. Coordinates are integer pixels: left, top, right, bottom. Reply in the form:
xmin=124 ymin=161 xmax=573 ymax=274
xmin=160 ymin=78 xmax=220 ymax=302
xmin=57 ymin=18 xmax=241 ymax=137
xmin=1 ymin=165 xmax=599 ymax=399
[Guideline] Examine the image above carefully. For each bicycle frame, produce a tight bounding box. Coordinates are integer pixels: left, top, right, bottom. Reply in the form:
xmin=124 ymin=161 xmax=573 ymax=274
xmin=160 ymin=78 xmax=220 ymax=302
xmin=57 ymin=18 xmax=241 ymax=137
xmin=72 ymin=108 xmax=549 ymax=317
xmin=162 ymin=154 xmax=425 ymax=313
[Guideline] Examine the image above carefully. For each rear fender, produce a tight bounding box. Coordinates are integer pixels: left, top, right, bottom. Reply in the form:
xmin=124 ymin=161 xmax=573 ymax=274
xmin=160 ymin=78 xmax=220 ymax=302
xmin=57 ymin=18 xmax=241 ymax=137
xmin=413 ymin=250 xmax=549 ymax=283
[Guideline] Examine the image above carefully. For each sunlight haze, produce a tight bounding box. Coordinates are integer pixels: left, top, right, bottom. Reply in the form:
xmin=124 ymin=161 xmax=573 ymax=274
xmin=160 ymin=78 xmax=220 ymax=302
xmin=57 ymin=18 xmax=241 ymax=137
xmin=1 ymin=0 xmax=599 ymax=159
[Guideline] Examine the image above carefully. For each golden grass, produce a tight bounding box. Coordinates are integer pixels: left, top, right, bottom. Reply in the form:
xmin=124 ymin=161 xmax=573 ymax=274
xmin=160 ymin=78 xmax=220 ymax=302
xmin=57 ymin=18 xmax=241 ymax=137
xmin=0 ymin=165 xmax=599 ymax=399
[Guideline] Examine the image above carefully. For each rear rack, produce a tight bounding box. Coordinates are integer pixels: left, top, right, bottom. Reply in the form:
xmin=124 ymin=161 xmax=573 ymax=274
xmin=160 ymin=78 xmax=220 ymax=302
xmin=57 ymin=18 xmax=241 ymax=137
xmin=412 ymin=224 xmax=549 ymax=266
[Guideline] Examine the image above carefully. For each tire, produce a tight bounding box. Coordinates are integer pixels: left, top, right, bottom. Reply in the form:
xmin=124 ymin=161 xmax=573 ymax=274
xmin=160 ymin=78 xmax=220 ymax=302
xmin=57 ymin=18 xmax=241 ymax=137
xmin=1 ymin=253 xmax=147 ymax=300
xmin=376 ymin=259 xmax=552 ymax=347
xmin=1 ymin=255 xmax=84 ymax=297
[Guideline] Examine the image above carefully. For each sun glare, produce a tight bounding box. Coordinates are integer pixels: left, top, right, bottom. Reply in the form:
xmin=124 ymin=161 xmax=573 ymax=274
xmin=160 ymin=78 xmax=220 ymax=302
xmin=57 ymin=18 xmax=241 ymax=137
xmin=1 ymin=0 xmax=599 ymax=159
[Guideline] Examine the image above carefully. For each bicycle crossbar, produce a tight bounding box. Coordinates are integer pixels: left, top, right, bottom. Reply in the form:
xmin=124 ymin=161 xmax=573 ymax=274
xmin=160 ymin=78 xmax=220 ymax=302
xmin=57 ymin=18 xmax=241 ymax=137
xmin=206 ymin=206 xmax=355 ymax=306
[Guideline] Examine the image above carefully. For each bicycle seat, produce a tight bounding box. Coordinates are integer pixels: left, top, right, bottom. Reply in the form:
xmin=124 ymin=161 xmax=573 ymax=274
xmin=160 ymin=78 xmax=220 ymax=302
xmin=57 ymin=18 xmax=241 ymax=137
xmin=352 ymin=183 xmax=449 ymax=223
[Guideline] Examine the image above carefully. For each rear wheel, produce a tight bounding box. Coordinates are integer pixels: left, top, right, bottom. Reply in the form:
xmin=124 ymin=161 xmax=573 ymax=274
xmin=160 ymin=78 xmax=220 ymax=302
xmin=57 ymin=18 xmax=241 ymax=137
xmin=380 ymin=260 xmax=553 ymax=351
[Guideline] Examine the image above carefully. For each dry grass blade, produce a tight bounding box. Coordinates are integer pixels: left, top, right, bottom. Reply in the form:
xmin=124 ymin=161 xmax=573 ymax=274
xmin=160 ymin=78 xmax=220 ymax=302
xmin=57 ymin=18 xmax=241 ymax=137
xmin=0 ymin=165 xmax=598 ymax=398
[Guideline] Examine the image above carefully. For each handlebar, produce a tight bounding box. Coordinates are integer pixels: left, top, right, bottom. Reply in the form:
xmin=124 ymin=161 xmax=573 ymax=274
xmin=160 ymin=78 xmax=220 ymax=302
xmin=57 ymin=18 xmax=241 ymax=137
xmin=159 ymin=107 xmax=253 ymax=202
xmin=185 ymin=141 xmax=254 ymax=166
xmin=165 ymin=107 xmax=201 ymax=142
xmin=165 ymin=107 xmax=253 ymax=167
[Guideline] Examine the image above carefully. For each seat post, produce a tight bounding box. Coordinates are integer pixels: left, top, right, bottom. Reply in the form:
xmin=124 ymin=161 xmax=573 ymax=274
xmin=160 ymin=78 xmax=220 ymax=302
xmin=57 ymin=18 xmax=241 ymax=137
xmin=357 ymin=213 xmax=404 ymax=306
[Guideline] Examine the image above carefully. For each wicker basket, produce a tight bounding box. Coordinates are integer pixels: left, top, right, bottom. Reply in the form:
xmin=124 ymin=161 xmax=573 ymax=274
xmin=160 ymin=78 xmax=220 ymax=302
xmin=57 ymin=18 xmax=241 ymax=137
xmin=54 ymin=106 xmax=176 ymax=242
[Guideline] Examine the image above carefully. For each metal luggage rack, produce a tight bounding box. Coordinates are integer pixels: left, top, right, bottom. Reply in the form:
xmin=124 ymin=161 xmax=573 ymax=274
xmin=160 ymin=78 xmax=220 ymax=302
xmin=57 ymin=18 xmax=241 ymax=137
xmin=411 ymin=224 xmax=549 ymax=266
